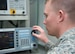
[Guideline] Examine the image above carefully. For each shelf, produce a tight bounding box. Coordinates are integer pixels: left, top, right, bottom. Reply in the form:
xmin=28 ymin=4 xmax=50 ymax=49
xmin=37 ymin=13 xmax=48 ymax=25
xmin=0 ymin=16 xmax=29 ymax=20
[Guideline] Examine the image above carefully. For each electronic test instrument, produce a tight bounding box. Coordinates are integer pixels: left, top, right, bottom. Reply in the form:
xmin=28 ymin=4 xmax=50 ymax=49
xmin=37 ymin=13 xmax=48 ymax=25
xmin=0 ymin=28 xmax=37 ymax=54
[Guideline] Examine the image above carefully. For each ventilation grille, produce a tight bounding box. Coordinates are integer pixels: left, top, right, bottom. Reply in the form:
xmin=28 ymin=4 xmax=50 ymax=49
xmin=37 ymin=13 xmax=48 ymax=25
xmin=21 ymin=38 xmax=30 ymax=46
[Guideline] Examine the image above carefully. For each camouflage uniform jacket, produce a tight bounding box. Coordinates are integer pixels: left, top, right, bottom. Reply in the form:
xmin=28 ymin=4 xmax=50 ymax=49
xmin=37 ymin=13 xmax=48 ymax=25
xmin=46 ymin=28 xmax=75 ymax=54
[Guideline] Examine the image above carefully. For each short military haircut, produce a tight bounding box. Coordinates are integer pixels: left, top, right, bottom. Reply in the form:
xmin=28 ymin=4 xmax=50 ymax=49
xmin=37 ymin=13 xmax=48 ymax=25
xmin=46 ymin=0 xmax=75 ymax=22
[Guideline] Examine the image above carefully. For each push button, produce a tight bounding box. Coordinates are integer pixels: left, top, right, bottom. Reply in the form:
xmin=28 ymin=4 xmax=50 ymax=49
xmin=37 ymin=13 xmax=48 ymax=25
xmin=10 ymin=9 xmax=16 ymax=14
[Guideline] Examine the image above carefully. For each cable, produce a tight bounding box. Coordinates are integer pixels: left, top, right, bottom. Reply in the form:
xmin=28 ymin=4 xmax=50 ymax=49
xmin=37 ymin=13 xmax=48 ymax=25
xmin=8 ymin=20 xmax=18 ymax=27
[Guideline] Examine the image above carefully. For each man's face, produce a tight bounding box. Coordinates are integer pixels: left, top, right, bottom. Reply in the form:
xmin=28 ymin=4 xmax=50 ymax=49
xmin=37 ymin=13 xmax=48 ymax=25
xmin=43 ymin=1 xmax=59 ymax=36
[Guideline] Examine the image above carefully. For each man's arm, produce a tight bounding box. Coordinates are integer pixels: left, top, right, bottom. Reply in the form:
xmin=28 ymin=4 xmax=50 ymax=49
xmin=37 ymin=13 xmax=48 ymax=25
xmin=45 ymin=40 xmax=55 ymax=50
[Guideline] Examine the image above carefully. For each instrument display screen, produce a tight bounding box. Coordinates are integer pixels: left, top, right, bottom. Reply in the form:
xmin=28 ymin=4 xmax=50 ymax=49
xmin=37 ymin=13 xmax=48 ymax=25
xmin=0 ymin=0 xmax=7 ymax=10
xmin=0 ymin=31 xmax=14 ymax=50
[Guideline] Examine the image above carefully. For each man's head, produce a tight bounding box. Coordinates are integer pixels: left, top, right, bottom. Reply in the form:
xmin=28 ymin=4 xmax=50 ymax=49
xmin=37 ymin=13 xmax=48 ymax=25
xmin=43 ymin=0 xmax=75 ymax=38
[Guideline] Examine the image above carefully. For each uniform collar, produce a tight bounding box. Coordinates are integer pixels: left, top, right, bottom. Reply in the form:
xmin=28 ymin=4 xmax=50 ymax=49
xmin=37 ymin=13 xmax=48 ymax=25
xmin=55 ymin=27 xmax=75 ymax=46
xmin=59 ymin=27 xmax=75 ymax=41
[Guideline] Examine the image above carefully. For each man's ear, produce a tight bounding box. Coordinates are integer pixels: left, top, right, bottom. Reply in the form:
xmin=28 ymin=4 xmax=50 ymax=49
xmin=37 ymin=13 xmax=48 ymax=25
xmin=57 ymin=10 xmax=65 ymax=23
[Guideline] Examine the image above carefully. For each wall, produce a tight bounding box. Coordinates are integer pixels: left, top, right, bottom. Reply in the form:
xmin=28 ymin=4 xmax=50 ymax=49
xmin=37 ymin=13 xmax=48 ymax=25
xmin=30 ymin=0 xmax=38 ymax=27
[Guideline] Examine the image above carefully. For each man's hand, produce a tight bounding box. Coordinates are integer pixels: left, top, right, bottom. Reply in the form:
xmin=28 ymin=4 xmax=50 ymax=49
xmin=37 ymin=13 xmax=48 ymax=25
xmin=32 ymin=25 xmax=49 ymax=43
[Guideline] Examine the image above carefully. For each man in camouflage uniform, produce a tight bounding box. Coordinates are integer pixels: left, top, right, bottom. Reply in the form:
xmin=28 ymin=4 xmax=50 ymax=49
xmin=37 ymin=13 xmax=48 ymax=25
xmin=32 ymin=0 xmax=75 ymax=54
